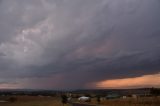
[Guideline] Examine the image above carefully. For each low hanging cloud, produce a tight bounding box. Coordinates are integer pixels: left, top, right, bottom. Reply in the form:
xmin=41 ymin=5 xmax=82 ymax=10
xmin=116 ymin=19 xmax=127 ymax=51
xmin=0 ymin=0 xmax=160 ymax=89
xmin=95 ymin=73 xmax=160 ymax=89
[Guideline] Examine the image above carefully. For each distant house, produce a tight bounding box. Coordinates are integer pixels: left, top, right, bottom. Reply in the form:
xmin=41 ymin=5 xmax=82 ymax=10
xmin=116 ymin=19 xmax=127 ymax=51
xmin=122 ymin=96 xmax=127 ymax=99
xmin=106 ymin=94 xmax=121 ymax=99
xmin=100 ymin=97 xmax=106 ymax=101
xmin=132 ymin=94 xmax=137 ymax=99
xmin=78 ymin=96 xmax=91 ymax=102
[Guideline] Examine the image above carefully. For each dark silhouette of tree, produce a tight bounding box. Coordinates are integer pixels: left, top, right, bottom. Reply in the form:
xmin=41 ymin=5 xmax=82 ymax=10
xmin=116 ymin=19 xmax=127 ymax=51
xmin=61 ymin=94 xmax=68 ymax=106
xmin=8 ymin=97 xmax=17 ymax=102
xmin=85 ymin=94 xmax=91 ymax=97
xmin=96 ymin=95 xmax=101 ymax=104
xmin=150 ymin=88 xmax=160 ymax=96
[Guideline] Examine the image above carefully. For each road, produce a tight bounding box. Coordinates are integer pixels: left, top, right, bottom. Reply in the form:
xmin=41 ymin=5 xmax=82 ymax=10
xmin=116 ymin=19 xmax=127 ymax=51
xmin=71 ymin=103 xmax=97 ymax=106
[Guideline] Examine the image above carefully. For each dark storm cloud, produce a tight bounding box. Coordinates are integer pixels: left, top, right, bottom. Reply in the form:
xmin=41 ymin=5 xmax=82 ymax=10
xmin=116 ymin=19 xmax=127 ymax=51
xmin=0 ymin=0 xmax=160 ymax=89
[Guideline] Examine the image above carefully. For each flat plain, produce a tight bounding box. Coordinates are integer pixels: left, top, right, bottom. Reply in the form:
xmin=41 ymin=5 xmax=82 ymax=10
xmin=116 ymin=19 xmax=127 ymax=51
xmin=0 ymin=96 xmax=160 ymax=106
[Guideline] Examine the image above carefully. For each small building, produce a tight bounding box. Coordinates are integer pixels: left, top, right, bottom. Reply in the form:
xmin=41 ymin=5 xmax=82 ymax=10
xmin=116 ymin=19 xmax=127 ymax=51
xmin=100 ymin=97 xmax=106 ymax=101
xmin=78 ymin=96 xmax=91 ymax=102
xmin=132 ymin=94 xmax=137 ymax=99
xmin=122 ymin=96 xmax=127 ymax=99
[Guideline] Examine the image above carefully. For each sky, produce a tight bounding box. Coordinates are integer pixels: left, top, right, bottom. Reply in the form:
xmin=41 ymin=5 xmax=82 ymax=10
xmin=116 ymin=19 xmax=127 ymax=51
xmin=0 ymin=0 xmax=160 ymax=89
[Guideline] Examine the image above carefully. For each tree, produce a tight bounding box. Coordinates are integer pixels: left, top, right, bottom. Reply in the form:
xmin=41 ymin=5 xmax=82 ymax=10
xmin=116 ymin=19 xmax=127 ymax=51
xmin=8 ymin=97 xmax=17 ymax=102
xmin=96 ymin=95 xmax=101 ymax=104
xmin=150 ymin=88 xmax=160 ymax=96
xmin=61 ymin=94 xmax=68 ymax=106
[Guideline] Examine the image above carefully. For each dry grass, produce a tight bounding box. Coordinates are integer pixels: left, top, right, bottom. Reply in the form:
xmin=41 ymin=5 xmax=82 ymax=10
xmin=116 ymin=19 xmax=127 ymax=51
xmin=0 ymin=96 xmax=160 ymax=106
xmin=88 ymin=97 xmax=160 ymax=106
xmin=0 ymin=96 xmax=70 ymax=106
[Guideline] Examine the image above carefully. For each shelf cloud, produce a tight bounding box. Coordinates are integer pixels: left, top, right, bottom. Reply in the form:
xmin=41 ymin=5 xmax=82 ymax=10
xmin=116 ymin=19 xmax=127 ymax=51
xmin=0 ymin=0 xmax=160 ymax=89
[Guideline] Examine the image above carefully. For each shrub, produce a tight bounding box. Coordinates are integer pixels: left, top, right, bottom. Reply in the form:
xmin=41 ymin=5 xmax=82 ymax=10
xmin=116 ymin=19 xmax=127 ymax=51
xmin=8 ymin=97 xmax=17 ymax=102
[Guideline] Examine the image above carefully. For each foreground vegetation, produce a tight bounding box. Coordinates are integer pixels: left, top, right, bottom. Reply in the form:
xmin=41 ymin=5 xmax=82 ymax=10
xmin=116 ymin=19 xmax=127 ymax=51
xmin=0 ymin=96 xmax=160 ymax=106
xmin=0 ymin=96 xmax=68 ymax=106
xmin=90 ymin=97 xmax=160 ymax=106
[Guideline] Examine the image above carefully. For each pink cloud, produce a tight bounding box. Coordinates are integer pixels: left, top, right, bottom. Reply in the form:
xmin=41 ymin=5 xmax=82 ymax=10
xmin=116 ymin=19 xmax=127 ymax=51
xmin=91 ymin=73 xmax=160 ymax=89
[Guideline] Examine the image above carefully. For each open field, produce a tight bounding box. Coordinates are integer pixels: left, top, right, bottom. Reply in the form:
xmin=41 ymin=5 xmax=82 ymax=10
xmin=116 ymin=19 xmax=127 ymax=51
xmin=0 ymin=96 xmax=69 ymax=106
xmin=0 ymin=96 xmax=160 ymax=106
xmin=89 ymin=97 xmax=160 ymax=106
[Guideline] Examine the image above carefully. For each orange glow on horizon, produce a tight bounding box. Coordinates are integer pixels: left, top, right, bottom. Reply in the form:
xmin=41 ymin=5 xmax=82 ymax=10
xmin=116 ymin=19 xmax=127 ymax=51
xmin=95 ymin=73 xmax=160 ymax=89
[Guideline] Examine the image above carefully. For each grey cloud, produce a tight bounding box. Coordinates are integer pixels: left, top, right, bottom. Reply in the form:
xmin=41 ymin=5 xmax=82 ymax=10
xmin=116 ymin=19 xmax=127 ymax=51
xmin=0 ymin=0 xmax=160 ymax=89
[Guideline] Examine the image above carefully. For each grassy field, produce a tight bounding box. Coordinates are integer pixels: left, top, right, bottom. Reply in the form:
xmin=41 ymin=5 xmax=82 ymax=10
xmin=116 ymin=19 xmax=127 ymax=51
xmin=0 ymin=96 xmax=69 ymax=106
xmin=0 ymin=96 xmax=160 ymax=106
xmin=89 ymin=97 xmax=160 ymax=106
